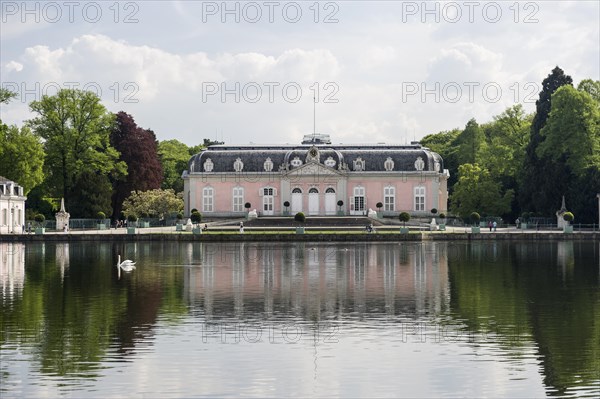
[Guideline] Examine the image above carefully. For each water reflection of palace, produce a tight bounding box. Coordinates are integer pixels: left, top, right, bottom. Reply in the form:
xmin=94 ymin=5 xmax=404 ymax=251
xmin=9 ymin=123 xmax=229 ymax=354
xmin=183 ymin=242 xmax=449 ymax=320
xmin=0 ymin=242 xmax=25 ymax=301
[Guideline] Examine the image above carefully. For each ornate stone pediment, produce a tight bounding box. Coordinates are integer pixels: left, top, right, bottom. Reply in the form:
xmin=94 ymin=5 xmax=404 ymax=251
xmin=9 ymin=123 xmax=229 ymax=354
xmin=284 ymin=161 xmax=345 ymax=182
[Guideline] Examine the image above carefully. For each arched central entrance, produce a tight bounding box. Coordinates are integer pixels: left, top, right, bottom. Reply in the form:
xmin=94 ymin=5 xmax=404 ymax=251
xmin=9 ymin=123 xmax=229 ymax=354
xmin=291 ymin=188 xmax=302 ymax=213
xmin=325 ymin=187 xmax=336 ymax=215
xmin=308 ymin=188 xmax=319 ymax=215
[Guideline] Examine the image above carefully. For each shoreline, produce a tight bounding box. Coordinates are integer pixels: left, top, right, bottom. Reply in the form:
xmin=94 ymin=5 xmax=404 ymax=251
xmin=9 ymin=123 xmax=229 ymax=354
xmin=2 ymin=231 xmax=599 ymax=242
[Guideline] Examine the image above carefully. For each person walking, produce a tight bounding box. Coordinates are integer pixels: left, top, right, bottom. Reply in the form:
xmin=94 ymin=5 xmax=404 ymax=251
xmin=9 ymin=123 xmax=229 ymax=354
xmin=492 ymin=221 xmax=497 ymax=232
xmin=488 ymin=221 xmax=493 ymax=232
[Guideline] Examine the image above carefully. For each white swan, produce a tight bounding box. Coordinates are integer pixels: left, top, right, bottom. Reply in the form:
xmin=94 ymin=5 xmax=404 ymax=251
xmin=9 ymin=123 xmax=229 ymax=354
xmin=117 ymin=255 xmax=136 ymax=272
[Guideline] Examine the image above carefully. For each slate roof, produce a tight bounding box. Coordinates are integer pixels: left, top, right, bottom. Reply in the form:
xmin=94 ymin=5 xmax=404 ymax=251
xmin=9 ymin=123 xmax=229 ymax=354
xmin=186 ymin=142 xmax=444 ymax=174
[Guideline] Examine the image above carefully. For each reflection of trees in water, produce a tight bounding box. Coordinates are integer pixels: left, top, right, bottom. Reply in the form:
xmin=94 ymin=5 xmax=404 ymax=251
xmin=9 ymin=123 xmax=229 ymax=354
xmin=448 ymin=241 xmax=600 ymax=397
xmin=1 ymin=242 xmax=186 ymax=380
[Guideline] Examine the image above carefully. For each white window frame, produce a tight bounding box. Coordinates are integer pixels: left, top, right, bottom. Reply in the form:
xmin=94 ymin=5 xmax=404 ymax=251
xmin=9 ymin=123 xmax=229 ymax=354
xmin=262 ymin=187 xmax=275 ymax=214
xmin=203 ymin=187 xmax=214 ymax=212
xmin=414 ymin=186 xmax=425 ymax=212
xmin=384 ymin=186 xmax=395 ymax=211
xmin=233 ymin=187 xmax=244 ymax=212
xmin=352 ymin=186 xmax=365 ymax=213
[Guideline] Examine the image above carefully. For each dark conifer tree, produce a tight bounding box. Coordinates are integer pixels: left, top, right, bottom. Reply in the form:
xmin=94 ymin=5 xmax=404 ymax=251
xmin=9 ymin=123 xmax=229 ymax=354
xmin=519 ymin=66 xmax=573 ymax=215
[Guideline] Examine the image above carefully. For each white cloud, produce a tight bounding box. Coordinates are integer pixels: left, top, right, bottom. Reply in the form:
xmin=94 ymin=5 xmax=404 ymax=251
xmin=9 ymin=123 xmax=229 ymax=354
xmin=0 ymin=1 xmax=597 ymax=146
xmin=5 ymin=61 xmax=23 ymax=72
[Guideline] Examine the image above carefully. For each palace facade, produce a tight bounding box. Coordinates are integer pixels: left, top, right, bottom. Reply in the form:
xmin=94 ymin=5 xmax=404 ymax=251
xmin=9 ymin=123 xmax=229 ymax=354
xmin=183 ymin=135 xmax=449 ymax=217
xmin=0 ymin=177 xmax=26 ymax=234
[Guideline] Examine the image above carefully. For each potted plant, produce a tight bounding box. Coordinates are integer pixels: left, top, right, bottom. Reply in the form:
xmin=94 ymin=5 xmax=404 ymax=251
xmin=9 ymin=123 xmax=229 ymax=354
xmin=283 ymin=201 xmax=290 ymax=216
xmin=295 ymin=212 xmax=306 ymax=234
xmin=127 ymin=214 xmax=138 ymax=234
xmin=376 ymin=202 xmax=383 ymax=218
xmin=438 ymin=212 xmax=446 ymax=231
xmin=399 ymin=212 xmax=410 ymax=234
xmin=245 ymin=202 xmax=251 ymax=219
xmin=337 ymin=200 xmax=344 ymax=216
xmin=191 ymin=211 xmax=202 ymax=234
xmin=176 ymin=212 xmax=184 ymax=231
xmin=34 ymin=213 xmax=45 ymax=234
xmin=563 ymin=212 xmax=574 ymax=233
xmin=97 ymin=211 xmax=107 ymax=230
xmin=470 ymin=212 xmax=481 ymax=233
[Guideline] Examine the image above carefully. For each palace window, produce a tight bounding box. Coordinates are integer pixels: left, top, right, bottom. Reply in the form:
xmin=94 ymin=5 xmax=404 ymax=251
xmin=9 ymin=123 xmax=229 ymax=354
xmin=384 ymin=186 xmax=395 ymax=211
xmin=353 ymin=157 xmax=366 ymax=171
xmin=384 ymin=157 xmax=394 ymax=171
xmin=264 ymin=158 xmax=273 ymax=172
xmin=203 ymin=158 xmax=214 ymax=172
xmin=290 ymin=157 xmax=303 ymax=167
xmin=233 ymin=158 xmax=244 ymax=172
xmin=414 ymin=186 xmax=425 ymax=211
xmin=233 ymin=187 xmax=244 ymax=212
xmin=414 ymin=157 xmax=425 ymax=171
xmin=203 ymin=187 xmax=214 ymax=212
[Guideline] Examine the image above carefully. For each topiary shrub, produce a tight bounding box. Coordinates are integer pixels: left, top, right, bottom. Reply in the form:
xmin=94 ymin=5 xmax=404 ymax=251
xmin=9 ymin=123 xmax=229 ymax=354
xmin=431 ymin=208 xmax=438 ymax=215
xmin=376 ymin=202 xmax=383 ymax=211
xmin=283 ymin=201 xmax=290 ymax=208
xmin=176 ymin=212 xmax=183 ymax=221
xmin=97 ymin=211 xmax=106 ymax=221
xmin=34 ymin=213 xmax=45 ymax=227
xmin=399 ymin=212 xmax=410 ymax=227
xmin=470 ymin=212 xmax=481 ymax=226
xmin=294 ymin=212 xmax=306 ymax=224
xmin=245 ymin=202 xmax=251 ymax=210
xmin=562 ymin=212 xmax=574 ymax=223
xmin=127 ymin=214 xmax=138 ymax=223
xmin=439 ymin=213 xmax=446 ymax=219
xmin=191 ymin=211 xmax=202 ymax=224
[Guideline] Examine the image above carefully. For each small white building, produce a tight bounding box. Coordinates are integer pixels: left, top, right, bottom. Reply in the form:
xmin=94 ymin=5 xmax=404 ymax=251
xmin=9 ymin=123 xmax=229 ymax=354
xmin=0 ymin=177 xmax=27 ymax=234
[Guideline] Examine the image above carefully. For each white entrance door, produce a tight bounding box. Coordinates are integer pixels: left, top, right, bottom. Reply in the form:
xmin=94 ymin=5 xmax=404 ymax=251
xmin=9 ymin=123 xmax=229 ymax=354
xmin=308 ymin=188 xmax=320 ymax=215
xmin=263 ymin=187 xmax=274 ymax=216
xmin=325 ymin=187 xmax=336 ymax=215
xmin=351 ymin=186 xmax=365 ymax=215
xmin=291 ymin=188 xmax=302 ymax=213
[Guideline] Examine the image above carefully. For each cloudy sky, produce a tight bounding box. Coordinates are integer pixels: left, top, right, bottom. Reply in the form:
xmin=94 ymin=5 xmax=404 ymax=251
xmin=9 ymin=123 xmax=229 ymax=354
xmin=1 ymin=1 xmax=598 ymax=146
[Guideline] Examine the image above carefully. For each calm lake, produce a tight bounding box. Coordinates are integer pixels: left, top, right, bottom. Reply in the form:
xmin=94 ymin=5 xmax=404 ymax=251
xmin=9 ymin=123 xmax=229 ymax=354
xmin=1 ymin=241 xmax=599 ymax=398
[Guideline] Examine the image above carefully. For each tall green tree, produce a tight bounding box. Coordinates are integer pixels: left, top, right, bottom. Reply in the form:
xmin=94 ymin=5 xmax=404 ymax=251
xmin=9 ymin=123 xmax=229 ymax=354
xmin=0 ymin=125 xmax=45 ymax=194
xmin=450 ymin=163 xmax=513 ymax=219
xmin=27 ymin=89 xmax=126 ymax=215
xmin=158 ymin=139 xmax=191 ymax=193
xmin=537 ymin=85 xmax=600 ymax=176
xmin=536 ymin=85 xmax=600 ymax=223
xmin=577 ymin=79 xmax=600 ymax=102
xmin=455 ymin=118 xmax=486 ymax=165
xmin=111 ymin=112 xmax=163 ymax=220
xmin=0 ymin=88 xmax=45 ymax=194
xmin=520 ymin=66 xmax=573 ymax=215
xmin=421 ymin=128 xmax=461 ymax=189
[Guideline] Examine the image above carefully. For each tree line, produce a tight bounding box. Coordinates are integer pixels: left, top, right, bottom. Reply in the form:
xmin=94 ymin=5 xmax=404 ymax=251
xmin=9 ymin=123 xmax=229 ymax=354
xmin=420 ymin=67 xmax=600 ymax=224
xmin=2 ymin=66 xmax=598 ymax=223
xmin=0 ymin=88 xmax=222 ymax=221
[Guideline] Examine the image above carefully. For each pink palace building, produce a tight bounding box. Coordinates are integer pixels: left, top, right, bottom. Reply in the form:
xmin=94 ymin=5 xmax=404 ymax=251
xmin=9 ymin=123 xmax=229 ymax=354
xmin=183 ymin=134 xmax=449 ymax=217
